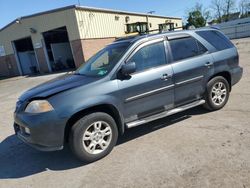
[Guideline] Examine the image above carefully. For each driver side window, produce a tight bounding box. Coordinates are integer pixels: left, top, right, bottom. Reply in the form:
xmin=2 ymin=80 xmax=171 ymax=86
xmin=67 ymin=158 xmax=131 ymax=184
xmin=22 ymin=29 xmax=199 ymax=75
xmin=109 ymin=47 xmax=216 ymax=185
xmin=128 ymin=41 xmax=167 ymax=72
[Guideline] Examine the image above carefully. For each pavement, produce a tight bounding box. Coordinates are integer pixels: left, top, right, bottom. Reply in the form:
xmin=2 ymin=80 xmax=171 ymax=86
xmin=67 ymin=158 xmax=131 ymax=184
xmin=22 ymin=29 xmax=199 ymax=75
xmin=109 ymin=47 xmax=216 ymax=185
xmin=0 ymin=38 xmax=250 ymax=188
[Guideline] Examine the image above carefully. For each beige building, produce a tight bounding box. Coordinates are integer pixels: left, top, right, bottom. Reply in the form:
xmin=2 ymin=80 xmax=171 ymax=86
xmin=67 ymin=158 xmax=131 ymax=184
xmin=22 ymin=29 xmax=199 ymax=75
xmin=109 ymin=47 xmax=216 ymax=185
xmin=0 ymin=5 xmax=182 ymax=77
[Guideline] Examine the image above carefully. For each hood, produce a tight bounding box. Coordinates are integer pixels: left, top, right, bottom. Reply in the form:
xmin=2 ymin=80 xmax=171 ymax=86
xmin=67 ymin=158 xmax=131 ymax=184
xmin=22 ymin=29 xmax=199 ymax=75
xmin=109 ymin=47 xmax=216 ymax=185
xmin=19 ymin=73 xmax=100 ymax=101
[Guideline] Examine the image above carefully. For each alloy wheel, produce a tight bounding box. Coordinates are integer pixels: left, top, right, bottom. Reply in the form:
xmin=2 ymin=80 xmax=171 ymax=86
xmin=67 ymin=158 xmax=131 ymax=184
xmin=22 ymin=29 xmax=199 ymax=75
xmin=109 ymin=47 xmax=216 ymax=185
xmin=211 ymin=81 xmax=227 ymax=106
xmin=82 ymin=121 xmax=112 ymax=155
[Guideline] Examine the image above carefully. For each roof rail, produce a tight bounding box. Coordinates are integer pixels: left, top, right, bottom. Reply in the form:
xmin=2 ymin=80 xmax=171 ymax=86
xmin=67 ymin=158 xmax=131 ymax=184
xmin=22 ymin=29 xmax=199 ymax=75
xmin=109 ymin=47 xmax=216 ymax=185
xmin=146 ymin=26 xmax=184 ymax=34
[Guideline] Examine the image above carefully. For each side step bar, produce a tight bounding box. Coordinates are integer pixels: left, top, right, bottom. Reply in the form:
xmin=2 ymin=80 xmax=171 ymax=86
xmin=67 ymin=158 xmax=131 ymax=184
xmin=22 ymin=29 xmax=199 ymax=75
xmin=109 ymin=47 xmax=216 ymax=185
xmin=126 ymin=99 xmax=205 ymax=128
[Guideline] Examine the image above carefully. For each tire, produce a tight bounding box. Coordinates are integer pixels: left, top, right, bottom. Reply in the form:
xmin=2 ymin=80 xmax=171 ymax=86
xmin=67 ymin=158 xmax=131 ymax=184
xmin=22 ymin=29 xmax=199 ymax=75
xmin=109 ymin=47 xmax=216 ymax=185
xmin=69 ymin=112 xmax=118 ymax=162
xmin=203 ymin=76 xmax=230 ymax=111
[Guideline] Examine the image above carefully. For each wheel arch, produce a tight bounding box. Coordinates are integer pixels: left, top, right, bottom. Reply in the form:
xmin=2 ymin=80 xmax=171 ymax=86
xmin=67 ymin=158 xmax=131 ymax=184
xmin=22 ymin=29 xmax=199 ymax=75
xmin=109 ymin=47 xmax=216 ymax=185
xmin=208 ymin=71 xmax=232 ymax=91
xmin=64 ymin=104 xmax=124 ymax=143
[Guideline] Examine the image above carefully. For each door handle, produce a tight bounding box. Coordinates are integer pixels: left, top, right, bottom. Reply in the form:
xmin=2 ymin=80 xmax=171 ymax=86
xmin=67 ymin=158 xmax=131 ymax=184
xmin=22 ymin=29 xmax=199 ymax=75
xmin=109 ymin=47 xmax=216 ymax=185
xmin=161 ymin=74 xmax=172 ymax=80
xmin=205 ymin=62 xmax=213 ymax=67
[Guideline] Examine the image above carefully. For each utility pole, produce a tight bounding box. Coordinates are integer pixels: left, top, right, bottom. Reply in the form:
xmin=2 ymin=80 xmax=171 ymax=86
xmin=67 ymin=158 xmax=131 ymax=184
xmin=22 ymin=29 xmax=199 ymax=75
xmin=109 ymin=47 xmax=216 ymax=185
xmin=146 ymin=11 xmax=155 ymax=33
xmin=78 ymin=0 xmax=81 ymax=6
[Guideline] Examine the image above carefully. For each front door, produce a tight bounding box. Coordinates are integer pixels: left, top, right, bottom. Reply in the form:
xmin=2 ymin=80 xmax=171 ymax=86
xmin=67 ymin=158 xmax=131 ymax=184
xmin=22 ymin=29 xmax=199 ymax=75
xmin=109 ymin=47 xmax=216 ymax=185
xmin=117 ymin=39 xmax=174 ymax=122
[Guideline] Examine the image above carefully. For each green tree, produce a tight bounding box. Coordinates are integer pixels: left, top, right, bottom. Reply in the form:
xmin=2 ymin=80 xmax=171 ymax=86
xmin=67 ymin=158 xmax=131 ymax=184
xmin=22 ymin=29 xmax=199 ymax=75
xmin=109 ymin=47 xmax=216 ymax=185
xmin=186 ymin=3 xmax=210 ymax=28
xmin=187 ymin=10 xmax=206 ymax=28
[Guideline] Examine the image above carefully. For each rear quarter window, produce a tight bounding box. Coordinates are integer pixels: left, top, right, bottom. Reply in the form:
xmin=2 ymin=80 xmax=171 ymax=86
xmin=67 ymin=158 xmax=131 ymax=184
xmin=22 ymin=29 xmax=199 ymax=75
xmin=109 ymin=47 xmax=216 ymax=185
xmin=196 ymin=30 xmax=234 ymax=51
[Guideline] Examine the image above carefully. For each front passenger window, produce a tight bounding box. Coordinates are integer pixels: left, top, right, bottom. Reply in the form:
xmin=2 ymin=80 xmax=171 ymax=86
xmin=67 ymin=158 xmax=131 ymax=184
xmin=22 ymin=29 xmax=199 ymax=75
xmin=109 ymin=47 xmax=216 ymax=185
xmin=128 ymin=42 xmax=167 ymax=72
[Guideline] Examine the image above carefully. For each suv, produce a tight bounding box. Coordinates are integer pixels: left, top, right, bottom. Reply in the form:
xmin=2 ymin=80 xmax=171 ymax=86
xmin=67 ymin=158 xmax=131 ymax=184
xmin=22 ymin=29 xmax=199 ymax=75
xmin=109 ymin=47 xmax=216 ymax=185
xmin=14 ymin=29 xmax=243 ymax=162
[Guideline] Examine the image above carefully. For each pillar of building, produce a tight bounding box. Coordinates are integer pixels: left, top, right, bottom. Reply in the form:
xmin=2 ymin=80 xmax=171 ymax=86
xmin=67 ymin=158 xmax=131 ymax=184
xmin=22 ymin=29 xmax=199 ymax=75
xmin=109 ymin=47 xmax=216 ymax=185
xmin=70 ymin=39 xmax=85 ymax=68
xmin=81 ymin=38 xmax=116 ymax=61
xmin=70 ymin=37 xmax=116 ymax=69
xmin=35 ymin=48 xmax=50 ymax=73
xmin=0 ymin=54 xmax=20 ymax=77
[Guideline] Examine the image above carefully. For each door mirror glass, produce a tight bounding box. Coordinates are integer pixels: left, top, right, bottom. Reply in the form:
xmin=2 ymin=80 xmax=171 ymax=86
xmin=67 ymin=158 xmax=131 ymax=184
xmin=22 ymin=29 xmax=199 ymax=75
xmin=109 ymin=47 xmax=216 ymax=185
xmin=121 ymin=62 xmax=136 ymax=75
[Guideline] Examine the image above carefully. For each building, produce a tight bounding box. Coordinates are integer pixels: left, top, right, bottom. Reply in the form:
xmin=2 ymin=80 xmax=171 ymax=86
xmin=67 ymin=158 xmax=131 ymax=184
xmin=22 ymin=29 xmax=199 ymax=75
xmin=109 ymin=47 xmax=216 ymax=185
xmin=0 ymin=5 xmax=182 ymax=77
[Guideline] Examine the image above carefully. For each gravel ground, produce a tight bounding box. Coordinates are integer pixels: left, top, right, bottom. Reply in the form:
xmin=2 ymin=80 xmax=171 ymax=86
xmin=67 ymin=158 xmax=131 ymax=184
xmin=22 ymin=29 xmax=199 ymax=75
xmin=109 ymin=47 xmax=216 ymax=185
xmin=0 ymin=38 xmax=249 ymax=188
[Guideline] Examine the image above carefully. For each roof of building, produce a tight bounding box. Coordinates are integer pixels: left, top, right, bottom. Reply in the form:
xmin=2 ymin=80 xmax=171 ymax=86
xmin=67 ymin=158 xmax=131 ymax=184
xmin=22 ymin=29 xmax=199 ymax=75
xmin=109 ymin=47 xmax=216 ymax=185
xmin=75 ymin=5 xmax=182 ymax=20
xmin=0 ymin=5 xmax=182 ymax=31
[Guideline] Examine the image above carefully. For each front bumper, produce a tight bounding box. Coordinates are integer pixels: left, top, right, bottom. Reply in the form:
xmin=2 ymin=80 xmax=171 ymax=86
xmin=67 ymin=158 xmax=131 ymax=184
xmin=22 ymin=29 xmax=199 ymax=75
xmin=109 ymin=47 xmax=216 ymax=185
xmin=231 ymin=66 xmax=243 ymax=86
xmin=14 ymin=110 xmax=66 ymax=151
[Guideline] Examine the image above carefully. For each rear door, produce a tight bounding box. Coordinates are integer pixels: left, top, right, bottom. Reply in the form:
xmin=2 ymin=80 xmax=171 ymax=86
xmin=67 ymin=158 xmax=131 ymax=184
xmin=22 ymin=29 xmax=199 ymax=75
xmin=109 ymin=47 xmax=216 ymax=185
xmin=168 ymin=35 xmax=214 ymax=106
xmin=117 ymin=38 xmax=174 ymax=122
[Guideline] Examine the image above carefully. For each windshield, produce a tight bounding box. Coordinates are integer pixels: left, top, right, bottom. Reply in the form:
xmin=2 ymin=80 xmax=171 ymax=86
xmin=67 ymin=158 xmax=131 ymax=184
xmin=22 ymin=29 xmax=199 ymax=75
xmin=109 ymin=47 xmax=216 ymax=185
xmin=75 ymin=42 xmax=130 ymax=77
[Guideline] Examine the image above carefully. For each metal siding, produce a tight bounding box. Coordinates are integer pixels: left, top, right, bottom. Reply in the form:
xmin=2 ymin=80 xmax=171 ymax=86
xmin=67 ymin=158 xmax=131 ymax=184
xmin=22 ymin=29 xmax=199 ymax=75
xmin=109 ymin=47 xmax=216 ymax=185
xmin=219 ymin=23 xmax=250 ymax=39
xmin=0 ymin=9 xmax=79 ymax=55
xmin=147 ymin=17 xmax=183 ymax=31
xmin=75 ymin=9 xmax=182 ymax=39
xmin=211 ymin=17 xmax=250 ymax=39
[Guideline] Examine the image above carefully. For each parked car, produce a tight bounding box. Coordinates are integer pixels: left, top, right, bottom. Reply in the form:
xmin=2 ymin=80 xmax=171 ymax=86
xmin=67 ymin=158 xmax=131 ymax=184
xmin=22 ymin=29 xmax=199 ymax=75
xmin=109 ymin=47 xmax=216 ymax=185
xmin=14 ymin=29 xmax=243 ymax=162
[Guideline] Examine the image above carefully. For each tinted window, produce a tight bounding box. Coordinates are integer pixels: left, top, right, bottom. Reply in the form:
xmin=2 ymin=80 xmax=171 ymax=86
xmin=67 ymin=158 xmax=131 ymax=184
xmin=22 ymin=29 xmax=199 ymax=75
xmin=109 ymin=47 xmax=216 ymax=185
xmin=169 ymin=37 xmax=207 ymax=62
xmin=128 ymin=42 xmax=167 ymax=72
xmin=196 ymin=30 xmax=234 ymax=51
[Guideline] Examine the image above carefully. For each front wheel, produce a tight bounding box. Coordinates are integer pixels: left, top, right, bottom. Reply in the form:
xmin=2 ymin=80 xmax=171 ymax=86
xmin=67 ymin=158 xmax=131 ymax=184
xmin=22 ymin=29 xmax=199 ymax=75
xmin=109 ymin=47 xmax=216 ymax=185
xmin=69 ymin=112 xmax=118 ymax=162
xmin=203 ymin=76 xmax=230 ymax=111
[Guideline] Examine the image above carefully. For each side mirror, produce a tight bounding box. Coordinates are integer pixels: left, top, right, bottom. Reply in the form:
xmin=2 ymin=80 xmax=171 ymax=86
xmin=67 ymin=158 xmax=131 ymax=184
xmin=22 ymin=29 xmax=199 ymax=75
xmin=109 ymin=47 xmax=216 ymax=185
xmin=121 ymin=62 xmax=136 ymax=75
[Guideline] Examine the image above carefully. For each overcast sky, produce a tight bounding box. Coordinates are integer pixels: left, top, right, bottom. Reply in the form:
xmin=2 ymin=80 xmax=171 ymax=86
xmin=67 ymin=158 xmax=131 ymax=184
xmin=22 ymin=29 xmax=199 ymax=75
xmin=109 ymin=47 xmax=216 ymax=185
xmin=0 ymin=0 xmax=240 ymax=29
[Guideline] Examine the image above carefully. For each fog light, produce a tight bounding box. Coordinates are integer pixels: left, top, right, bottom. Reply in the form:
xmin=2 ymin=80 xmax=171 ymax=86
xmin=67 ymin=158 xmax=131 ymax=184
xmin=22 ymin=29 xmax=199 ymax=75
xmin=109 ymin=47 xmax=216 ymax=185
xmin=24 ymin=127 xmax=30 ymax=134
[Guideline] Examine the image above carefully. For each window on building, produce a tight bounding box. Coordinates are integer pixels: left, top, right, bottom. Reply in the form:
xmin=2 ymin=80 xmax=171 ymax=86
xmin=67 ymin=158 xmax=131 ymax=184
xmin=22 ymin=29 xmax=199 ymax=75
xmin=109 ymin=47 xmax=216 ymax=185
xmin=196 ymin=30 xmax=234 ymax=51
xmin=126 ymin=22 xmax=148 ymax=34
xmin=169 ymin=37 xmax=207 ymax=62
xmin=128 ymin=41 xmax=167 ymax=72
xmin=159 ymin=23 xmax=175 ymax=32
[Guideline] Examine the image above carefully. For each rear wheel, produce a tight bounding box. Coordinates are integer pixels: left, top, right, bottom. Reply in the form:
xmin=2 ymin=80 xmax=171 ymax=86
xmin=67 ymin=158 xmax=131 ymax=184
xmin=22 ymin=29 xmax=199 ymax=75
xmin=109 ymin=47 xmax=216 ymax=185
xmin=203 ymin=76 xmax=230 ymax=111
xmin=69 ymin=112 xmax=118 ymax=162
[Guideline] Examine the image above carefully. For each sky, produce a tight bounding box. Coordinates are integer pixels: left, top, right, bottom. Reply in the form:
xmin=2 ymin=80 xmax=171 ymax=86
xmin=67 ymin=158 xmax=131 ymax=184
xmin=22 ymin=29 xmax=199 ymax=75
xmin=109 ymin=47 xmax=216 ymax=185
xmin=0 ymin=0 xmax=216 ymax=29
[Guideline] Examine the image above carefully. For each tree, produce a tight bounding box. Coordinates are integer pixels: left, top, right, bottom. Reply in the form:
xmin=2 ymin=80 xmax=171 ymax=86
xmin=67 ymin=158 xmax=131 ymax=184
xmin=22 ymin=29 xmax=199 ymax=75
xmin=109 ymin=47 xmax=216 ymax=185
xmin=223 ymin=0 xmax=236 ymax=21
xmin=186 ymin=3 xmax=210 ymax=28
xmin=210 ymin=0 xmax=236 ymax=22
xmin=239 ymin=0 xmax=250 ymax=18
xmin=211 ymin=0 xmax=223 ymax=23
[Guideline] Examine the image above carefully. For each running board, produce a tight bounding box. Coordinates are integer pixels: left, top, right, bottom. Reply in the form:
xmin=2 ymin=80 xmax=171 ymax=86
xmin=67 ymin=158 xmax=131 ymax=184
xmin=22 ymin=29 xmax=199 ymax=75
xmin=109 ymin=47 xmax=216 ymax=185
xmin=126 ymin=99 xmax=205 ymax=128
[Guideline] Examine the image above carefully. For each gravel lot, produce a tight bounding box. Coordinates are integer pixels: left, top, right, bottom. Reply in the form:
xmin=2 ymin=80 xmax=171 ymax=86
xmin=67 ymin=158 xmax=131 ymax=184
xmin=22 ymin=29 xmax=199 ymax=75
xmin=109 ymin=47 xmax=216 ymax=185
xmin=0 ymin=38 xmax=250 ymax=188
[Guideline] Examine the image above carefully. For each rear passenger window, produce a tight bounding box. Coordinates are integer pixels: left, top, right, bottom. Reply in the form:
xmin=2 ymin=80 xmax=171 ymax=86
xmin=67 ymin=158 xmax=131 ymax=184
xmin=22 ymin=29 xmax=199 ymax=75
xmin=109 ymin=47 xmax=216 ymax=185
xmin=196 ymin=30 xmax=234 ymax=51
xmin=129 ymin=42 xmax=167 ymax=72
xmin=169 ymin=37 xmax=207 ymax=62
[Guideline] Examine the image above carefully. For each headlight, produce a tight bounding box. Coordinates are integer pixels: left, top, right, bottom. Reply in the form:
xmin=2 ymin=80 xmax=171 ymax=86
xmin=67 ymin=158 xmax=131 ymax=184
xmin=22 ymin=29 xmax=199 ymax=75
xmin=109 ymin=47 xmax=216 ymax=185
xmin=25 ymin=100 xmax=54 ymax=113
